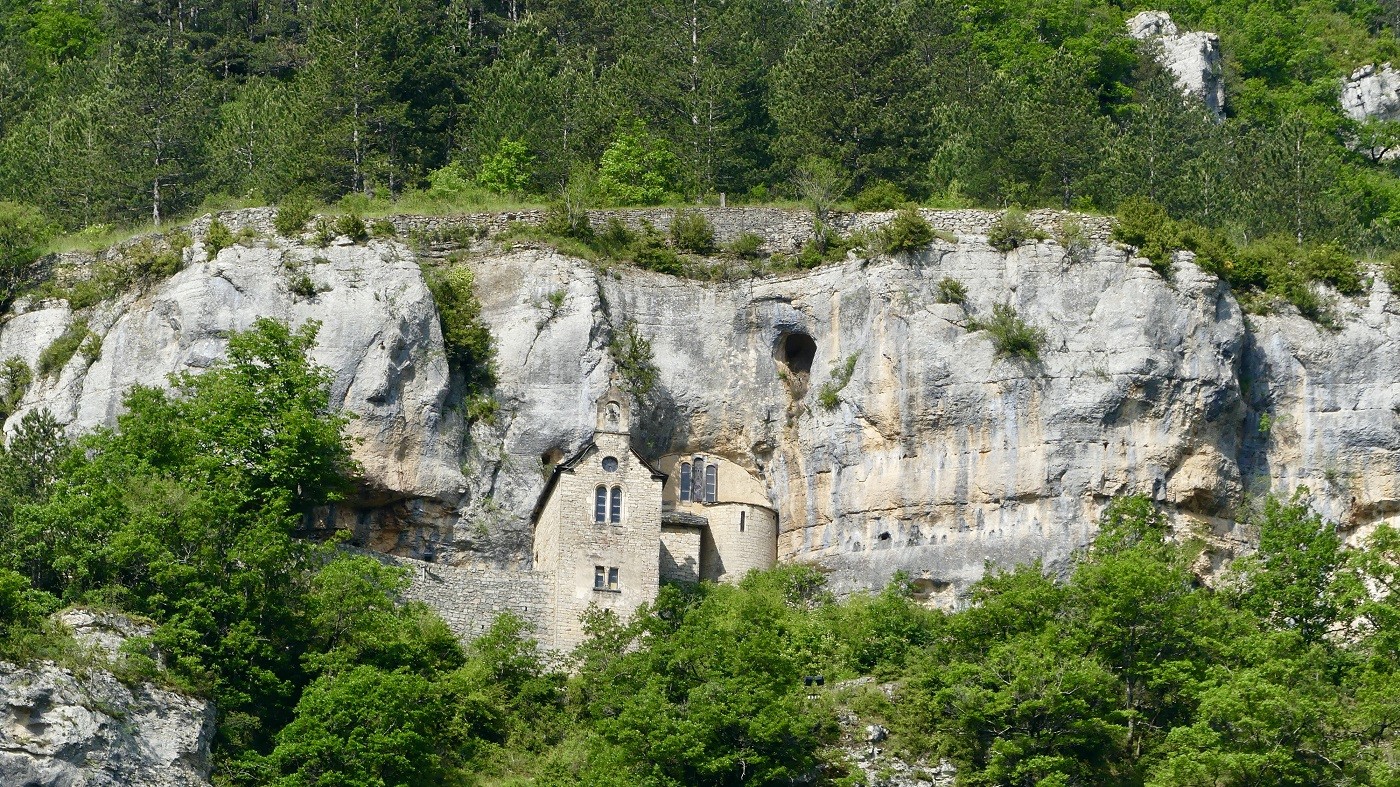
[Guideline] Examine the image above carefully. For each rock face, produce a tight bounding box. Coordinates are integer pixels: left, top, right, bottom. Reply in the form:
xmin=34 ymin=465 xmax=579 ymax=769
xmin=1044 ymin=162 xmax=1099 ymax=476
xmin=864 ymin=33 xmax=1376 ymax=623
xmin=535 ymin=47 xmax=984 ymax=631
xmin=0 ymin=219 xmax=467 ymax=551
xmin=466 ymin=235 xmax=1246 ymax=594
xmin=0 ymin=613 xmax=216 ymax=787
xmin=1342 ymin=63 xmax=1400 ymax=123
xmin=4 ymin=207 xmax=1400 ymax=600
xmin=1128 ymin=11 xmax=1226 ymax=119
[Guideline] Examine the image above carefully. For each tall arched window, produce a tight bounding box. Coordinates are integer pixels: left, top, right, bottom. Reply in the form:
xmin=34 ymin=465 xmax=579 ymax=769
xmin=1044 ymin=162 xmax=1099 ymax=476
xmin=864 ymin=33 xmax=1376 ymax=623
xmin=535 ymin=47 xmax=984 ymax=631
xmin=594 ymin=485 xmax=607 ymax=523
xmin=691 ymin=458 xmax=705 ymax=503
xmin=610 ymin=486 xmax=623 ymax=523
xmin=704 ymin=464 xmax=717 ymax=502
xmin=679 ymin=462 xmax=692 ymax=502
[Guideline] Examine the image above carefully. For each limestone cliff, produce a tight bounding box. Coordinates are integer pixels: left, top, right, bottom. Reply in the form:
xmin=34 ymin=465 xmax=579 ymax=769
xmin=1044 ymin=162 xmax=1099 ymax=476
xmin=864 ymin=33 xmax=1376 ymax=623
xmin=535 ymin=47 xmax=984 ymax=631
xmin=0 ymin=610 xmax=216 ymax=787
xmin=1 ymin=207 xmax=1397 ymax=597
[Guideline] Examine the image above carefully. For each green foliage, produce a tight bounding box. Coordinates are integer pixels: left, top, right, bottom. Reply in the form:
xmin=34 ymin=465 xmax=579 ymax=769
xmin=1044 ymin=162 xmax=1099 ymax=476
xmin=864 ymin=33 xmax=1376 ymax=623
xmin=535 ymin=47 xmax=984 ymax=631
xmin=987 ymin=207 xmax=1041 ymax=253
xmin=37 ymin=319 xmax=95 ymax=377
xmin=274 ymin=197 xmax=315 ymax=236
xmin=205 ymin=218 xmax=234 ymax=260
xmin=335 ymin=213 xmax=369 ymax=243
xmin=478 ymin=139 xmax=535 ymax=196
xmin=1113 ymin=195 xmax=1178 ymax=277
xmin=793 ymin=157 xmax=850 ymax=223
xmin=0 ymin=202 xmax=55 ymax=308
xmin=370 ymin=219 xmax=397 ymax=239
xmin=424 ymin=265 xmax=495 ymax=404
xmin=596 ymin=121 xmax=679 ymax=206
xmin=880 ymin=207 xmax=934 ymax=254
xmin=607 ymin=320 xmax=658 ymax=400
xmin=817 ymin=353 xmax=858 ymax=410
xmin=669 ymin=210 xmax=715 ymax=253
xmin=972 ymin=303 xmax=1046 ymax=362
xmin=0 ymin=357 xmax=32 ymax=421
xmin=287 ymin=272 xmax=318 ymax=299
xmin=936 ymin=277 xmax=967 ymax=305
xmin=725 ymin=232 xmax=765 ymax=260
xmin=853 ymin=181 xmax=907 ymax=212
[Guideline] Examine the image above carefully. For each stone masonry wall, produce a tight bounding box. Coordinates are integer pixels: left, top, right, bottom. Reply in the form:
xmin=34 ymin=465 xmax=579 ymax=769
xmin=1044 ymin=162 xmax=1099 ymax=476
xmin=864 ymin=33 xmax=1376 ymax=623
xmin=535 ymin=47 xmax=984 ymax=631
xmin=360 ymin=550 xmax=555 ymax=644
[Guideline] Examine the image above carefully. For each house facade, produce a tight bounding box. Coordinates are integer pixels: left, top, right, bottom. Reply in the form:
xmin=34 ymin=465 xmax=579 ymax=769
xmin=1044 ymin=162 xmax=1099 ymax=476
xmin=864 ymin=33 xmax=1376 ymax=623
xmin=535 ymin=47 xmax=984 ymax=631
xmin=527 ymin=386 xmax=779 ymax=652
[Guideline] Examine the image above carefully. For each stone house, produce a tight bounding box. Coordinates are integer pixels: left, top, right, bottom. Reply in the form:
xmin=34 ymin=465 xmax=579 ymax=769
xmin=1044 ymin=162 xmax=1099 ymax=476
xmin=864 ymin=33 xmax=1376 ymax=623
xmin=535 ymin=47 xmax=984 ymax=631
xmin=526 ymin=386 xmax=779 ymax=652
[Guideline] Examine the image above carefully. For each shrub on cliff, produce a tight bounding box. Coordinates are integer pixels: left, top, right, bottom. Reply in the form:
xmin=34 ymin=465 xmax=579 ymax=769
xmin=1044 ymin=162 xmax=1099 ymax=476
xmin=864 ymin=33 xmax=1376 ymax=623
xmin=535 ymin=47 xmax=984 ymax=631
xmin=987 ymin=207 xmax=1040 ymax=252
xmin=970 ymin=302 xmax=1046 ymax=361
xmin=853 ymin=180 xmax=906 ymax=211
xmin=425 ymin=265 xmax=496 ymax=410
xmin=0 ymin=202 xmax=54 ymax=308
xmin=274 ymin=195 xmax=316 ymax=236
xmin=670 ymin=209 xmax=715 ymax=253
xmin=881 ymin=206 xmax=934 ymax=254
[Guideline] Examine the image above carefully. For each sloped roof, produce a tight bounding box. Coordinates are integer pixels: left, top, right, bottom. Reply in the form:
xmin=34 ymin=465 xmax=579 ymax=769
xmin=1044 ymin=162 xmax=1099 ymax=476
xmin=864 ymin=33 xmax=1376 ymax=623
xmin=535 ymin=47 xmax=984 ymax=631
xmin=529 ymin=441 xmax=667 ymax=524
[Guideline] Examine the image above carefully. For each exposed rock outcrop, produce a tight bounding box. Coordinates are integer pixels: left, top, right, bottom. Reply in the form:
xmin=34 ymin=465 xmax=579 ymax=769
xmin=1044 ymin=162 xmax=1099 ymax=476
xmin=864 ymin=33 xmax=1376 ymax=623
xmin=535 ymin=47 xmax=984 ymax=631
xmin=4 ymin=207 xmax=1400 ymax=600
xmin=0 ymin=613 xmax=215 ymax=787
xmin=1128 ymin=11 xmax=1226 ymax=119
xmin=0 ymin=223 xmax=468 ymax=553
xmin=1342 ymin=63 xmax=1400 ymax=122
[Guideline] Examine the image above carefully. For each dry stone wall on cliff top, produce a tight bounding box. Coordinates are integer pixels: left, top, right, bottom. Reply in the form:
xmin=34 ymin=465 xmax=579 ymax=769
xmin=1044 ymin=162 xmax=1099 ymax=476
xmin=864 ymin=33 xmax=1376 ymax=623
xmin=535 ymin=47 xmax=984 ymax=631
xmin=3 ymin=206 xmax=1398 ymax=598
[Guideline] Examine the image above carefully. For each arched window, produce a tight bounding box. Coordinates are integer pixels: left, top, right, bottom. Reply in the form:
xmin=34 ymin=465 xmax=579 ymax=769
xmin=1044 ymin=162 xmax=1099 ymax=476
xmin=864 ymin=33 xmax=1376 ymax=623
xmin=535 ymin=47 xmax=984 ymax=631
xmin=594 ymin=486 xmax=607 ymax=523
xmin=691 ymin=458 xmax=705 ymax=503
xmin=610 ymin=485 xmax=623 ymax=523
xmin=679 ymin=462 xmax=692 ymax=502
xmin=704 ymin=464 xmax=717 ymax=502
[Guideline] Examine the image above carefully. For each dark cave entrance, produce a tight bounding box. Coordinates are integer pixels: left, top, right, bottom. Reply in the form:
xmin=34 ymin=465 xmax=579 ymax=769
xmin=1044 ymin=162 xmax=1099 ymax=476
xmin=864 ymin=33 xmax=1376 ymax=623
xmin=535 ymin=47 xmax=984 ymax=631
xmin=777 ymin=332 xmax=817 ymax=397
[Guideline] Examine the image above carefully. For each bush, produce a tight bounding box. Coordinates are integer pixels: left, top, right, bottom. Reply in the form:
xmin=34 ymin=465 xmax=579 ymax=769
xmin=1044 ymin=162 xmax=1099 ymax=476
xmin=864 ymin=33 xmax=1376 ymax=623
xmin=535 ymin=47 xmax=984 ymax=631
xmin=274 ymin=196 xmax=315 ymax=236
xmin=424 ymin=265 xmax=495 ymax=401
xmin=987 ymin=207 xmax=1040 ymax=252
xmin=425 ymin=160 xmax=474 ymax=202
xmin=727 ymin=232 xmax=765 ymax=260
xmin=937 ymin=277 xmax=968 ymax=305
xmin=882 ymin=207 xmax=934 ymax=254
xmin=288 ymin=272 xmax=318 ymax=299
xmin=1112 ymin=196 xmax=1177 ymax=277
xmin=1302 ymin=244 xmax=1363 ymax=296
xmin=541 ymin=202 xmax=593 ymax=241
xmin=0 ymin=202 xmax=54 ymax=308
xmin=817 ymin=353 xmax=859 ymax=410
xmin=853 ymin=181 xmax=907 ymax=211
xmin=596 ymin=120 xmax=679 ymax=206
xmin=205 ymin=219 xmax=234 ymax=260
xmin=973 ymin=303 xmax=1046 ymax=362
xmin=312 ymin=218 xmax=335 ymax=248
xmin=335 ymin=214 xmax=369 ymax=244
xmin=1055 ymin=217 xmax=1092 ymax=264
xmin=608 ymin=320 xmax=658 ymax=399
xmin=37 ymin=319 xmax=96 ymax=378
xmin=0 ymin=356 xmax=31 ymax=420
xmin=670 ymin=210 xmax=715 ymax=253
xmin=594 ymin=218 xmax=637 ymax=256
xmin=797 ymin=225 xmax=849 ymax=268
xmin=1382 ymin=253 xmax=1400 ymax=292
xmin=478 ymin=138 xmax=535 ymax=196
xmin=632 ymin=230 xmax=685 ymax=275
xmin=371 ymin=219 xmax=397 ymax=240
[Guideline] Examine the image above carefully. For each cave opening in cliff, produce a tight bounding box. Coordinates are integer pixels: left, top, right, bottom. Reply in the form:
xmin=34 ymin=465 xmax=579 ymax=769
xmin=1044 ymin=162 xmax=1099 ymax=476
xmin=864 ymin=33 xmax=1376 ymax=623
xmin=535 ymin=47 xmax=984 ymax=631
xmin=777 ymin=332 xmax=817 ymax=398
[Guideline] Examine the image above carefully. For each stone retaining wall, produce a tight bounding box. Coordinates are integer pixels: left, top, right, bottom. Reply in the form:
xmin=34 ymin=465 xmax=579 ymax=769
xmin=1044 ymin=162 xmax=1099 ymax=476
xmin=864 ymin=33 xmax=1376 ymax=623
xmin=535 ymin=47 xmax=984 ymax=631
xmin=356 ymin=549 xmax=554 ymax=644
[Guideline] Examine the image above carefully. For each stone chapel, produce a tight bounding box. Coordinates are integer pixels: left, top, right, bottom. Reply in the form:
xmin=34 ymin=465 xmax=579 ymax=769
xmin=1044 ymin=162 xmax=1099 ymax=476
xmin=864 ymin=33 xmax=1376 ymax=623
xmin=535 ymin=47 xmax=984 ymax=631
xmin=528 ymin=385 xmax=779 ymax=652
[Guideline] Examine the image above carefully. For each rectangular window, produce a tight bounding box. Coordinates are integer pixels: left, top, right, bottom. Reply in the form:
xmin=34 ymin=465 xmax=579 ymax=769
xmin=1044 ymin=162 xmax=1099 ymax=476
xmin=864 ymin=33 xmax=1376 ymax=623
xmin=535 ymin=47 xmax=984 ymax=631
xmin=594 ymin=566 xmax=605 ymax=589
xmin=679 ymin=463 xmax=691 ymax=502
xmin=608 ymin=567 xmax=619 ymax=591
xmin=740 ymin=511 xmax=746 ymax=532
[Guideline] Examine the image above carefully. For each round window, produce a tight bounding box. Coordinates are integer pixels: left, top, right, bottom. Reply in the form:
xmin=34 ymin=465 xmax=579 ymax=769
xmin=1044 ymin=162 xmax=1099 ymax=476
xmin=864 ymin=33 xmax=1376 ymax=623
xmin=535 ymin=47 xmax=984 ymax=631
xmin=601 ymin=456 xmax=619 ymax=472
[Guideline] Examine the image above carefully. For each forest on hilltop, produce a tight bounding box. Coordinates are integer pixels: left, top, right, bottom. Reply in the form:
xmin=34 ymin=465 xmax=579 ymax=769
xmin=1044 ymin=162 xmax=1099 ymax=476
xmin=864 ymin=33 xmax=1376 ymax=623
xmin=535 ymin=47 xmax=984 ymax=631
xmin=2 ymin=0 xmax=1400 ymax=251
